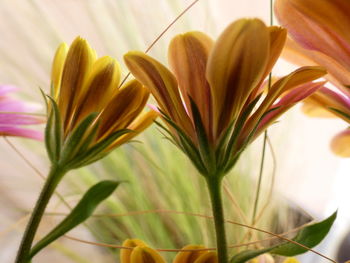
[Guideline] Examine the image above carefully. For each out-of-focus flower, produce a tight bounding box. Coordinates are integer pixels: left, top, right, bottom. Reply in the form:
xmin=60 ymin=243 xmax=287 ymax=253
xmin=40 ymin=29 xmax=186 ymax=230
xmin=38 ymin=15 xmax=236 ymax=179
xmin=46 ymin=37 xmax=158 ymax=168
xmin=281 ymin=258 xmax=300 ymax=263
xmin=124 ymin=18 xmax=326 ymax=175
xmin=120 ymin=239 xmax=217 ymax=263
xmin=275 ymin=0 xmax=350 ymax=157
xmin=0 ymin=85 xmax=43 ymax=140
xmin=249 ymin=254 xmax=274 ymax=263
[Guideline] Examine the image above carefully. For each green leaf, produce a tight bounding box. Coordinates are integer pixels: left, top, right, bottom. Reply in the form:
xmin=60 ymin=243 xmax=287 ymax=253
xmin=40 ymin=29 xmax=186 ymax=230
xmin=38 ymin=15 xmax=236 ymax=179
xmin=230 ymin=211 xmax=337 ymax=263
xmin=45 ymin=96 xmax=63 ymax=163
xmin=28 ymin=180 xmax=120 ymax=259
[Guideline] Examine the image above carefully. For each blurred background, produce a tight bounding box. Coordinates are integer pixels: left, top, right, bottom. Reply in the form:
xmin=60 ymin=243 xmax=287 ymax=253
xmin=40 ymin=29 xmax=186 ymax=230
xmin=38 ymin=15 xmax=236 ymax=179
xmin=0 ymin=0 xmax=349 ymax=262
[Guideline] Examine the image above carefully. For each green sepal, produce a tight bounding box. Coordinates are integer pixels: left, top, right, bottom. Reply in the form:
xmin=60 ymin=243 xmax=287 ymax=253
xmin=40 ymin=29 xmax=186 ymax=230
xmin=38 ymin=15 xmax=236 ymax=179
xmin=59 ymin=112 xmax=98 ymax=165
xmin=28 ymin=180 xmax=121 ymax=259
xmin=189 ymin=97 xmax=216 ymax=175
xmin=44 ymin=96 xmax=63 ymax=163
xmin=67 ymin=129 xmax=131 ymax=169
xmin=159 ymin=110 xmax=207 ymax=175
xmin=219 ymin=95 xmax=262 ymax=172
xmin=230 ymin=211 xmax=337 ymax=263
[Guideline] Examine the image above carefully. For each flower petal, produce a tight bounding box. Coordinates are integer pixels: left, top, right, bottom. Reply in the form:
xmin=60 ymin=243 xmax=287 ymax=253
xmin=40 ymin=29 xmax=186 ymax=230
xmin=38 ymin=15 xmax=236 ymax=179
xmin=206 ymin=18 xmax=270 ymax=137
xmin=130 ymin=246 xmax=166 ymax=263
xmin=98 ymin=79 xmax=149 ymax=139
xmin=173 ymin=245 xmax=208 ymax=263
xmin=194 ymin=251 xmax=218 ymax=263
xmin=275 ymin=0 xmax=350 ymax=73
xmin=0 ymin=126 xmax=43 ymax=140
xmin=120 ymin=239 xmax=147 ymax=263
xmin=58 ymin=37 xmax=96 ymax=130
xmin=169 ymin=32 xmax=214 ymax=137
xmin=124 ymin=51 xmax=195 ymax=140
xmin=73 ymin=56 xmax=120 ymax=125
xmin=51 ymin=43 xmax=68 ymax=99
xmin=331 ymin=129 xmax=350 ymax=158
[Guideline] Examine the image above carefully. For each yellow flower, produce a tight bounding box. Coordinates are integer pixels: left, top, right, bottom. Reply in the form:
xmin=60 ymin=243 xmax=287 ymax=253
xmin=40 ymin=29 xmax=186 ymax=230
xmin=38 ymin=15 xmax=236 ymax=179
xmin=46 ymin=37 xmax=157 ymax=167
xmin=275 ymin=0 xmax=350 ymax=157
xmin=124 ymin=18 xmax=326 ymax=175
xmin=120 ymin=240 xmax=217 ymax=263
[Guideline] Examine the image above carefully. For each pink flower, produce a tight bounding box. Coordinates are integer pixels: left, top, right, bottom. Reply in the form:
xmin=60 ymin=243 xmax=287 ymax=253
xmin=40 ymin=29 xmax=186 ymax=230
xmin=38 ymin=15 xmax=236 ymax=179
xmin=0 ymin=85 xmax=43 ymax=140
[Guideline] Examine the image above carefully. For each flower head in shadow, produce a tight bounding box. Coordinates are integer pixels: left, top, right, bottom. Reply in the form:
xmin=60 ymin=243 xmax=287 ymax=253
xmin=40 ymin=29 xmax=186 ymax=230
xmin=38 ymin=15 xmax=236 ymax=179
xmin=46 ymin=37 xmax=157 ymax=169
xmin=275 ymin=0 xmax=350 ymax=157
xmin=0 ymin=85 xmax=43 ymax=140
xmin=124 ymin=18 xmax=326 ymax=176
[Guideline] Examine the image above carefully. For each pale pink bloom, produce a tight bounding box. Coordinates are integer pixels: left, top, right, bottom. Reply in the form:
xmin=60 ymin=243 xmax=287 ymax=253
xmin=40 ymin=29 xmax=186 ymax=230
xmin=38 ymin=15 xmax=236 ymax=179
xmin=0 ymin=85 xmax=43 ymax=140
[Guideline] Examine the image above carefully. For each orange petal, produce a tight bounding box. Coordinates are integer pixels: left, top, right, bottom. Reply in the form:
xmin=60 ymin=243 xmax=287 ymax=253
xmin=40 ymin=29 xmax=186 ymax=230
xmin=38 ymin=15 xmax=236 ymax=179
xmin=120 ymin=239 xmax=147 ymax=263
xmin=206 ymin=18 xmax=270 ymax=138
xmin=58 ymin=37 xmax=96 ymax=131
xmin=173 ymin=245 xmax=208 ymax=263
xmin=169 ymin=32 xmax=214 ymax=138
xmin=124 ymin=51 xmax=195 ymax=140
xmin=331 ymin=129 xmax=350 ymax=158
xmin=98 ymin=79 xmax=149 ymax=139
xmin=130 ymin=246 xmax=166 ymax=263
xmin=73 ymin=56 xmax=120 ymax=125
xmin=194 ymin=251 xmax=218 ymax=263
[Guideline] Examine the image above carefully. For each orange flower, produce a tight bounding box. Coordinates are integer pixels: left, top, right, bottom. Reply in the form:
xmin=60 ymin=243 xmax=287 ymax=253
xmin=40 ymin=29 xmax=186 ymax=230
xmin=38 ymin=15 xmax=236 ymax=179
xmin=124 ymin=18 xmax=326 ymax=175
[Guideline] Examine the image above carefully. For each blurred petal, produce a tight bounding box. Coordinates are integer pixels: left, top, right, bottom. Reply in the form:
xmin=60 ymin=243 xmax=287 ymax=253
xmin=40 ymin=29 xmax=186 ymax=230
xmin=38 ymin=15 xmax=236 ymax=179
xmin=281 ymin=257 xmax=300 ymax=263
xmin=194 ymin=251 xmax=218 ymax=263
xmin=173 ymin=245 xmax=208 ymax=263
xmin=169 ymin=32 xmax=214 ymax=136
xmin=0 ymin=85 xmax=17 ymax=96
xmin=74 ymin=56 xmax=120 ymax=125
xmin=0 ymin=126 xmax=43 ymax=140
xmin=124 ymin=51 xmax=195 ymax=139
xmin=275 ymin=0 xmax=350 ymax=72
xmin=120 ymin=239 xmax=147 ymax=263
xmin=130 ymin=246 xmax=166 ymax=263
xmin=98 ymin=79 xmax=149 ymax=139
xmin=58 ymin=37 xmax=95 ymax=129
xmin=331 ymin=129 xmax=350 ymax=157
xmin=109 ymin=110 xmax=158 ymax=148
xmin=51 ymin=43 xmax=68 ymax=99
xmin=301 ymin=98 xmax=337 ymax=118
xmin=206 ymin=18 xmax=270 ymax=136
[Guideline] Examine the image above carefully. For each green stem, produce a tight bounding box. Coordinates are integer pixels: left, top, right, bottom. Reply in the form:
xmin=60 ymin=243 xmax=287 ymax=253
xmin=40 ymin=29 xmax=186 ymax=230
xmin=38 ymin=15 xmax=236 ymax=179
xmin=15 ymin=164 xmax=67 ymax=263
xmin=206 ymin=175 xmax=228 ymax=263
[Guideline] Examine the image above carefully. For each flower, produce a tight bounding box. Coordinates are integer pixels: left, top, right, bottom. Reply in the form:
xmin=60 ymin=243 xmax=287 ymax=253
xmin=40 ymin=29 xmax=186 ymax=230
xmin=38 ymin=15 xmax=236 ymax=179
xmin=46 ymin=37 xmax=157 ymax=168
xmin=124 ymin=18 xmax=326 ymax=175
xmin=275 ymin=0 xmax=350 ymax=157
xmin=0 ymin=85 xmax=43 ymax=140
xmin=120 ymin=239 xmax=217 ymax=263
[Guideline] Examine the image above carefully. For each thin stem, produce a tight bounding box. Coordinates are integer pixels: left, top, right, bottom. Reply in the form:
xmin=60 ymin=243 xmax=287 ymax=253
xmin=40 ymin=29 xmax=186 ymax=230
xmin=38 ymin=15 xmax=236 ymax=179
xmin=206 ymin=176 xmax=228 ymax=263
xmin=15 ymin=164 xmax=67 ymax=263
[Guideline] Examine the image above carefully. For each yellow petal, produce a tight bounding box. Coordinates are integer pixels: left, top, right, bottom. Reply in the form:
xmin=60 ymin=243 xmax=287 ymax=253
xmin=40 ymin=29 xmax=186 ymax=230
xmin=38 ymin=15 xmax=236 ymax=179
xmin=130 ymin=246 xmax=166 ymax=263
xmin=169 ymin=32 xmax=214 ymax=138
xmin=172 ymin=245 xmax=208 ymax=263
xmin=248 ymin=254 xmax=274 ymax=263
xmin=109 ymin=110 xmax=158 ymax=149
xmin=120 ymin=239 xmax=147 ymax=263
xmin=281 ymin=257 xmax=300 ymax=263
xmin=98 ymin=79 xmax=149 ymax=139
xmin=58 ymin=36 xmax=96 ymax=131
xmin=301 ymin=98 xmax=337 ymax=118
xmin=124 ymin=51 xmax=195 ymax=140
xmin=194 ymin=251 xmax=218 ymax=263
xmin=206 ymin=18 xmax=270 ymax=138
xmin=51 ymin=42 xmax=68 ymax=100
xmin=331 ymin=129 xmax=350 ymax=157
xmin=73 ymin=56 xmax=120 ymax=125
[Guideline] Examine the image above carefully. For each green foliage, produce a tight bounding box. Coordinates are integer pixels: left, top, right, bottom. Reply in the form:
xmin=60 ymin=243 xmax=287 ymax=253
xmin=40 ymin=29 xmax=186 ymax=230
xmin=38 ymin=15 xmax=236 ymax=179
xmin=230 ymin=211 xmax=337 ymax=263
xmin=28 ymin=180 xmax=120 ymax=259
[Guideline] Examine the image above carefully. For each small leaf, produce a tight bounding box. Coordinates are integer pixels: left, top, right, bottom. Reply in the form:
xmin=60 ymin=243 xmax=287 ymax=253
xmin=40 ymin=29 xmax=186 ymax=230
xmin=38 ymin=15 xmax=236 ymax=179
xmin=28 ymin=180 xmax=120 ymax=259
xmin=45 ymin=96 xmax=63 ymax=163
xmin=230 ymin=211 xmax=337 ymax=263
